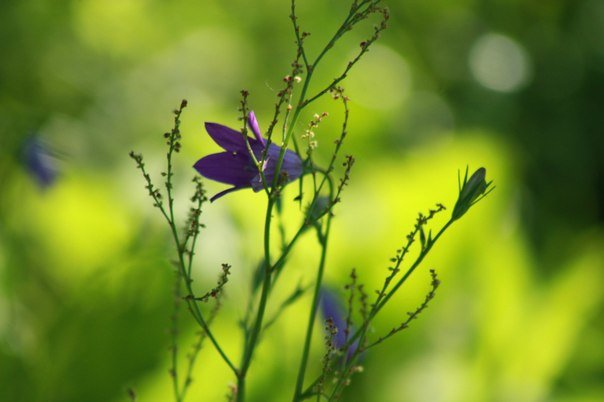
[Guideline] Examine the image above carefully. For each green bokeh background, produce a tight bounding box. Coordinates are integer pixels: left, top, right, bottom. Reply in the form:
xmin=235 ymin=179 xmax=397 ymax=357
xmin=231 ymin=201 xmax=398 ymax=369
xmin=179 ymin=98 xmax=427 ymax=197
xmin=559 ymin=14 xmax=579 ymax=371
xmin=1 ymin=0 xmax=603 ymax=401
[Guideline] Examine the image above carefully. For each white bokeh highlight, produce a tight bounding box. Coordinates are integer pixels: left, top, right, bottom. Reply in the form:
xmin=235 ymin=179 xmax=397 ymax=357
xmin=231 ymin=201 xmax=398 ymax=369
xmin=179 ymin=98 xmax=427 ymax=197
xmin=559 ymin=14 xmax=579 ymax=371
xmin=469 ymin=33 xmax=532 ymax=93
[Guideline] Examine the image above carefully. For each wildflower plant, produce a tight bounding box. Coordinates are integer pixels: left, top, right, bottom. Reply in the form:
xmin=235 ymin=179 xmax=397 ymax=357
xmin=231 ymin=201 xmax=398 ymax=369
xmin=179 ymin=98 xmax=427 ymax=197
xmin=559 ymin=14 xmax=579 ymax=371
xmin=130 ymin=0 xmax=493 ymax=401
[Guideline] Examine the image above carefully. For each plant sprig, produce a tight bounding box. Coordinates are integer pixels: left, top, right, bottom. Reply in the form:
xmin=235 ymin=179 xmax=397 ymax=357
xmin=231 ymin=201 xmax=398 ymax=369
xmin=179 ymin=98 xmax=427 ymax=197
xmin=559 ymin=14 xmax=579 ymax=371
xmin=129 ymin=0 xmax=494 ymax=401
xmin=299 ymin=167 xmax=493 ymax=401
xmin=130 ymin=101 xmax=238 ymax=379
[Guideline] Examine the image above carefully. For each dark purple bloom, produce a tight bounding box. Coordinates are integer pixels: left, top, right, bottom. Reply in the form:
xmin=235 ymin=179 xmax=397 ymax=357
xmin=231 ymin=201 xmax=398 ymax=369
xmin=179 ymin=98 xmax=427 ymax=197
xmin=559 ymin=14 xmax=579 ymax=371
xmin=320 ymin=288 xmax=359 ymax=361
xmin=194 ymin=112 xmax=303 ymax=202
xmin=22 ymin=136 xmax=58 ymax=188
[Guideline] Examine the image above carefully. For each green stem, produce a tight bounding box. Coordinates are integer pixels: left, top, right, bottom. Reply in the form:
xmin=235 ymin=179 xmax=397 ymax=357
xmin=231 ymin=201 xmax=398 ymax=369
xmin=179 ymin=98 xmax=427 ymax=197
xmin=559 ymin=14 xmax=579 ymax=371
xmin=271 ymin=224 xmax=307 ymax=282
xmin=237 ymin=197 xmax=276 ymax=402
xmin=300 ymin=219 xmax=456 ymax=398
xmin=167 ymin=221 xmax=239 ymax=376
xmin=371 ymin=220 xmax=453 ymax=318
xmin=171 ymin=273 xmax=182 ymax=402
xmin=292 ymin=213 xmax=333 ymax=402
xmin=160 ymin=108 xmax=238 ymax=389
xmin=323 ymin=221 xmax=453 ymax=401
xmin=273 ymin=4 xmax=357 ymax=192
xmin=292 ymin=175 xmax=335 ymax=402
xmin=232 ymin=3 xmax=371 ymax=399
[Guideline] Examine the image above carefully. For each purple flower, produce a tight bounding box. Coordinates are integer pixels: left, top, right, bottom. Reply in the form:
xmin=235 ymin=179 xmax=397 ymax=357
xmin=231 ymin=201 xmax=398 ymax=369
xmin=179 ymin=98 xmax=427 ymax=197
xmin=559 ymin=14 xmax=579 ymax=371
xmin=22 ymin=136 xmax=58 ymax=188
xmin=320 ymin=288 xmax=359 ymax=361
xmin=194 ymin=112 xmax=303 ymax=202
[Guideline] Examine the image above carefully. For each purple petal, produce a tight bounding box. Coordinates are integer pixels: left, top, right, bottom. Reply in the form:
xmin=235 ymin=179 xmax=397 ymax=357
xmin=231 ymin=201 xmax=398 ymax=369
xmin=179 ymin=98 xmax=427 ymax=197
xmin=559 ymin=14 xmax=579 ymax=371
xmin=204 ymin=122 xmax=247 ymax=152
xmin=320 ymin=288 xmax=359 ymax=361
xmin=251 ymin=144 xmax=303 ymax=191
xmin=249 ymin=141 xmax=266 ymax=160
xmin=209 ymin=186 xmax=245 ymax=202
xmin=320 ymin=289 xmax=348 ymax=348
xmin=280 ymin=148 xmax=304 ymax=178
xmin=193 ymin=152 xmax=256 ymax=187
xmin=248 ymin=111 xmax=265 ymax=146
xmin=23 ymin=136 xmax=58 ymax=188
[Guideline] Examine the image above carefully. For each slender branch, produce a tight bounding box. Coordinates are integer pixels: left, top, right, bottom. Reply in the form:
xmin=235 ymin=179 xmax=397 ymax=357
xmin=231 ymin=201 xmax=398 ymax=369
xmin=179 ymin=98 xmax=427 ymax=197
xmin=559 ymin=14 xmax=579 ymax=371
xmin=302 ymin=7 xmax=389 ymax=107
xmin=237 ymin=197 xmax=276 ymax=402
xmin=290 ymin=0 xmax=310 ymax=71
xmin=131 ymin=102 xmax=238 ymax=377
xmin=300 ymin=218 xmax=456 ymax=399
xmin=362 ymin=269 xmax=440 ymax=352
xmin=292 ymin=179 xmax=335 ymax=402
xmin=173 ymin=227 xmax=239 ymax=375
xmin=292 ymin=219 xmax=334 ymax=402
xmin=180 ymin=295 xmax=224 ymax=401
xmin=170 ymin=270 xmax=183 ymax=402
xmin=373 ymin=205 xmax=446 ymax=310
xmin=239 ymin=90 xmax=270 ymax=195
xmin=263 ymin=282 xmax=310 ymax=332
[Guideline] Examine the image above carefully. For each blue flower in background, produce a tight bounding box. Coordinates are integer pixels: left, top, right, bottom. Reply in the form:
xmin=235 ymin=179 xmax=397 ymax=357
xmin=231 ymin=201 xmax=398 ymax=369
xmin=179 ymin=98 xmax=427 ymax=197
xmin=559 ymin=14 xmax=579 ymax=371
xmin=320 ymin=288 xmax=359 ymax=361
xmin=22 ymin=136 xmax=58 ymax=188
xmin=194 ymin=112 xmax=303 ymax=202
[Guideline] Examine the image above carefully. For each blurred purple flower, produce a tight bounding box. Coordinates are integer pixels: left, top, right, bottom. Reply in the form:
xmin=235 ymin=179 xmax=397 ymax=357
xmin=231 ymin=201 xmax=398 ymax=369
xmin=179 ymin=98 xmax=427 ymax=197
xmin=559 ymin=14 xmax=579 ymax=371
xmin=194 ymin=111 xmax=303 ymax=202
xmin=22 ymin=136 xmax=58 ymax=188
xmin=320 ymin=288 xmax=359 ymax=361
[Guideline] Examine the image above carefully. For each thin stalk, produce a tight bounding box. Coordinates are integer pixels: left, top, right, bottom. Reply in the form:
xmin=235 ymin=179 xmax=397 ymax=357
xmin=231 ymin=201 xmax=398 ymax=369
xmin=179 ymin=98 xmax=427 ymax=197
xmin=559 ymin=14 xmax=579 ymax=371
xmin=156 ymin=105 xmax=238 ymax=379
xmin=232 ymin=2 xmax=382 ymax=399
xmin=291 ymin=176 xmax=335 ymax=402
xmin=171 ymin=272 xmax=183 ymax=402
xmin=300 ymin=219 xmax=456 ymax=398
xmin=237 ymin=197 xmax=276 ymax=402
xmin=272 ymin=3 xmax=357 ymax=193
xmin=271 ymin=224 xmax=307 ymax=282
xmin=371 ymin=220 xmax=452 ymax=318
xmin=167 ymin=220 xmax=239 ymax=375
xmin=292 ymin=213 xmax=333 ymax=402
xmin=351 ymin=220 xmax=452 ymax=349
xmin=324 ymin=221 xmax=452 ymax=401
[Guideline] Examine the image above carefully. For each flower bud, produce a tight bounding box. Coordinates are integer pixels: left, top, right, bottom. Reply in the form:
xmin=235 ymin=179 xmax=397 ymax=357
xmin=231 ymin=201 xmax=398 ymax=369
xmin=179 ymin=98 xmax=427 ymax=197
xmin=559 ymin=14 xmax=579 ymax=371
xmin=307 ymin=196 xmax=330 ymax=222
xmin=451 ymin=167 xmax=493 ymax=221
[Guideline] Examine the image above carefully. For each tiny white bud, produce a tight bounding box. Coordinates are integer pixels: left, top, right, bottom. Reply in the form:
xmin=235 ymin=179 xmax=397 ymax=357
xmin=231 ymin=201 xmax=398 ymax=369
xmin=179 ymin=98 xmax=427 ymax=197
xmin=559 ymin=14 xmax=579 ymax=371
xmin=353 ymin=365 xmax=364 ymax=373
xmin=294 ymin=76 xmax=302 ymax=83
